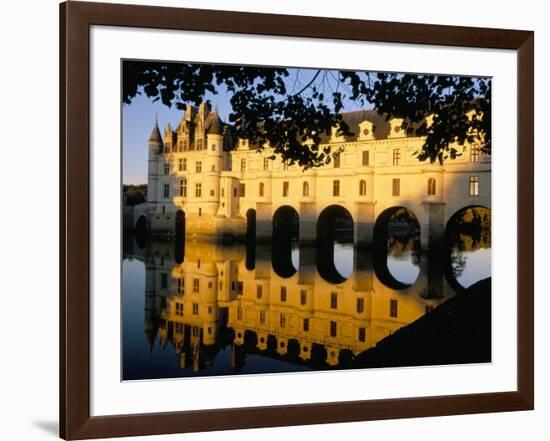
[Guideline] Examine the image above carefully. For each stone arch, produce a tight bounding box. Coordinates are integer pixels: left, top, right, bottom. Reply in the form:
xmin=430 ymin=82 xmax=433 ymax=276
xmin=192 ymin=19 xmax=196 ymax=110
xmin=272 ymin=205 xmax=299 ymax=278
xmin=444 ymin=205 xmax=491 ymax=291
xmin=316 ymin=205 xmax=354 ymax=284
xmin=373 ymin=206 xmax=421 ymax=290
xmin=134 ymin=214 xmax=147 ymax=234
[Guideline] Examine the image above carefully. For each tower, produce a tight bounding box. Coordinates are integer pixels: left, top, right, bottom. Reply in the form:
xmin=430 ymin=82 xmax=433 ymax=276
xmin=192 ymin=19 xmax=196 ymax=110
xmin=147 ymin=119 xmax=163 ymax=226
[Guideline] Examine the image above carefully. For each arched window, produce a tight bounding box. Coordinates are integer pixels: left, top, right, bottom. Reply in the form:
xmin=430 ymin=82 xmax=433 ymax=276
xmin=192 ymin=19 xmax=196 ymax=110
xmin=359 ymin=179 xmax=367 ymax=196
xmin=428 ymin=178 xmax=436 ymax=195
xmin=302 ymin=181 xmax=309 ymax=197
xmin=259 ymin=182 xmax=265 ymax=197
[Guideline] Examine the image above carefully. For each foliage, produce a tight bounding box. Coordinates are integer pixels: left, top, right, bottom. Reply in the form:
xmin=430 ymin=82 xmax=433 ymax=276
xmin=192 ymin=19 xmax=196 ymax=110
xmin=123 ymin=61 xmax=490 ymax=167
xmin=123 ymin=184 xmax=147 ymax=206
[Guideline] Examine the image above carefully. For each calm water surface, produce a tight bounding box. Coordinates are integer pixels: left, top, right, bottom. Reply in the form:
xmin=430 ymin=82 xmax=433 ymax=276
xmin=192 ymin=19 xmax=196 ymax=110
xmin=122 ymin=211 xmax=491 ymax=380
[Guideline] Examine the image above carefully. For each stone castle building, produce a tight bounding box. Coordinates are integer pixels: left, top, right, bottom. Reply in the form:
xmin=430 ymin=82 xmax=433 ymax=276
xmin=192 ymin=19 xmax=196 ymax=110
xmin=141 ymin=102 xmax=490 ymax=248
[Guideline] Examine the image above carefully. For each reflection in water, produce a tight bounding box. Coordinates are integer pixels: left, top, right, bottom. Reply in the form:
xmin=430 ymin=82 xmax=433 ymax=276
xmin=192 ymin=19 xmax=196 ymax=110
xmin=374 ymin=208 xmax=421 ymax=290
xmin=122 ymin=215 xmax=491 ymax=380
xmin=447 ymin=207 xmax=491 ymax=288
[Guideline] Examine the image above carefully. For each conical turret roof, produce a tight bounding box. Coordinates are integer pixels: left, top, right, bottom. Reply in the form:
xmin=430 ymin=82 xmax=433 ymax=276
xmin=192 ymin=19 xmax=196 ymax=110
xmin=148 ymin=122 xmax=162 ymax=144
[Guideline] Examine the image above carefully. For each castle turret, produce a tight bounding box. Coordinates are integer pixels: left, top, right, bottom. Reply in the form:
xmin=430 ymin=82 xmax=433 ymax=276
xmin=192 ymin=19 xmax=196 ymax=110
xmin=147 ymin=120 xmax=163 ymax=223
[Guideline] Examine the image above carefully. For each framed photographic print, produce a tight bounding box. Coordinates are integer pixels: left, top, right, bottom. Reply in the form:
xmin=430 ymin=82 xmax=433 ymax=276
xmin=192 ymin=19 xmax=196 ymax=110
xmin=60 ymin=1 xmax=534 ymax=439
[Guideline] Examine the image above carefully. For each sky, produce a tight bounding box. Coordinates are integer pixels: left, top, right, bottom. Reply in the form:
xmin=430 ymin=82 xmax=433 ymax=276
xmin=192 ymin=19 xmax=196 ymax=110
xmin=122 ymin=65 xmax=371 ymax=185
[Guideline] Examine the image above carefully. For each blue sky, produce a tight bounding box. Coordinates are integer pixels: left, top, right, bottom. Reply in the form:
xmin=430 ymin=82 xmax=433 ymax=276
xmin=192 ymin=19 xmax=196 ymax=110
xmin=122 ymin=66 xmax=372 ymax=184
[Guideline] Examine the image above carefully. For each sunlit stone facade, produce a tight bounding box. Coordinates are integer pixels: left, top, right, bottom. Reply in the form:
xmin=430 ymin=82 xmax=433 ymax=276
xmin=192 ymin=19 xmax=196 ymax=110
xmin=143 ymin=102 xmax=490 ymax=248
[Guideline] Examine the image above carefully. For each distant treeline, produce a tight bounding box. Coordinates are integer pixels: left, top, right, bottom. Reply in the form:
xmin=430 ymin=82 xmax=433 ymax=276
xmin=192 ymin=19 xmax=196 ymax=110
xmin=123 ymin=184 xmax=147 ymax=206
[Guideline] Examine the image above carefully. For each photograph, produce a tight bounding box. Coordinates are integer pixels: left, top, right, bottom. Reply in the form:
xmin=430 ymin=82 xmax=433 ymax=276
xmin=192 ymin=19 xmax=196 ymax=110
xmin=121 ymin=60 xmax=492 ymax=380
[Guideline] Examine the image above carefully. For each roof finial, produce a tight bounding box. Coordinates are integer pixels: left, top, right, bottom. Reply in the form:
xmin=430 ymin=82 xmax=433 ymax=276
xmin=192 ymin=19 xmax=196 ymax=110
xmin=155 ymin=112 xmax=158 ymax=126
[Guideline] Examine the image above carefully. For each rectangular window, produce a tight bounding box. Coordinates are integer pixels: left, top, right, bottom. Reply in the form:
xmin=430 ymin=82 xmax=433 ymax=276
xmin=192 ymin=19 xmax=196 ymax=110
xmin=210 ymin=189 xmax=215 ymax=197
xmin=193 ymin=278 xmax=199 ymax=293
xmin=240 ymin=183 xmax=246 ymax=197
xmin=211 ymin=164 xmax=216 ymax=172
xmin=233 ymin=188 xmax=237 ymax=197
xmin=160 ymin=273 xmax=168 ymax=289
xmin=241 ymin=158 xmax=246 ymax=172
xmin=390 ymin=299 xmax=398 ymax=318
xmin=177 ymin=278 xmax=184 ymax=294
xmin=470 ymin=145 xmax=480 ymax=162
xmin=196 ymin=138 xmax=203 ymax=150
xmin=392 ymin=178 xmax=400 ymax=196
xmin=192 ymin=303 xmax=199 ymax=315
xmin=195 ymin=161 xmax=202 ymax=173
xmin=333 ymin=153 xmax=340 ymax=168
xmin=182 ymin=158 xmax=187 ymax=171
xmin=330 ymin=292 xmax=338 ymax=309
xmin=357 ymin=298 xmax=364 ymax=313
xmin=195 ymin=183 xmax=202 ymax=198
xmin=164 ymin=162 xmax=170 ymax=175
xmin=179 ymin=179 xmax=186 ymax=197
xmin=333 ymin=180 xmax=340 ymax=197
xmin=236 ymin=281 xmax=244 ymax=294
xmin=362 ymin=150 xmax=370 ymax=166
xmin=178 ymin=158 xmax=184 ymax=172
xmin=161 ymin=297 xmax=167 ymax=309
xmin=175 ymin=302 xmax=183 ymax=317
xmin=330 ymin=321 xmax=337 ymax=337
xmin=163 ymin=184 xmax=170 ymax=199
xmin=237 ymin=307 xmax=242 ymax=320
xmin=393 ymin=148 xmax=401 ymax=166
xmin=211 ymin=143 xmax=216 ymax=151
xmin=303 ymin=318 xmax=310 ymax=332
xmin=280 ymin=286 xmax=287 ymax=302
xmin=359 ymin=327 xmax=366 ymax=342
xmin=469 ymin=176 xmax=479 ymax=196
xmin=182 ymin=139 xmax=188 ymax=151
xmin=263 ymin=158 xmax=269 ymax=170
xmin=256 ymin=285 xmax=263 ymax=299
xmin=259 ymin=311 xmax=266 ymax=324
xmin=283 ymin=181 xmax=289 ymax=197
xmin=300 ymin=289 xmax=307 ymax=305
xmin=280 ymin=313 xmax=286 ymax=327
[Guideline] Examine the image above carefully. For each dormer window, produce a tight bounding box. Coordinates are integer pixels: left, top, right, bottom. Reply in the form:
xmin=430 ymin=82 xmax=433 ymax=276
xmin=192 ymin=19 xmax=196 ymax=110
xmin=196 ymin=138 xmax=203 ymax=150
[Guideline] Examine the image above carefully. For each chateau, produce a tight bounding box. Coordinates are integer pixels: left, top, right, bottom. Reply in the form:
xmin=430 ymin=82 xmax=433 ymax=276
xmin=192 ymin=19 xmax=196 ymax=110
xmin=140 ymin=102 xmax=490 ymax=248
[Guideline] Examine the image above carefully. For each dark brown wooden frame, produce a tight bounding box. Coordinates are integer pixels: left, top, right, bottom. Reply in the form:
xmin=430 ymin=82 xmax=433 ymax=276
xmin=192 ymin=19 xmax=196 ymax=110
xmin=60 ymin=1 xmax=534 ymax=439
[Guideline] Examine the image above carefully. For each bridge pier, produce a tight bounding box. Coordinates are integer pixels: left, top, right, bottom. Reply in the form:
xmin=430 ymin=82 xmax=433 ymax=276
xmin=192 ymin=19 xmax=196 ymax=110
xmin=420 ymin=202 xmax=446 ymax=252
xmin=354 ymin=202 xmax=375 ymax=249
xmin=298 ymin=245 xmax=316 ymax=285
xmin=255 ymin=202 xmax=272 ymax=243
xmin=299 ymin=202 xmax=317 ymax=245
xmin=353 ymin=249 xmax=373 ymax=291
